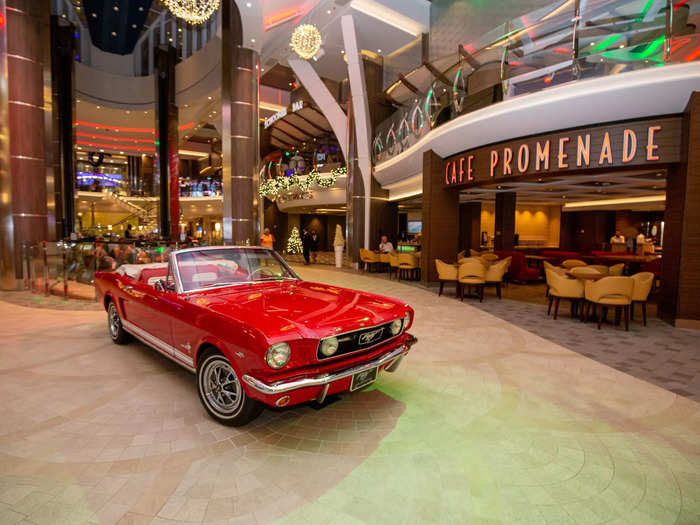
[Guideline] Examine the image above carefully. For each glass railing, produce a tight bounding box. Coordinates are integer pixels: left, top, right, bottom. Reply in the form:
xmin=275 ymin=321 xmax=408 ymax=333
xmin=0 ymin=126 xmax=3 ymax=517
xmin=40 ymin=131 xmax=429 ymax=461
xmin=373 ymin=0 xmax=700 ymax=165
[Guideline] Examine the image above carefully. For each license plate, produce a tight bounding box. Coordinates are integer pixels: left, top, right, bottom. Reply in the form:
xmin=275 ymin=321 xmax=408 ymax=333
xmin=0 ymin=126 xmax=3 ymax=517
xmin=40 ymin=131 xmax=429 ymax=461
xmin=350 ymin=367 xmax=378 ymax=391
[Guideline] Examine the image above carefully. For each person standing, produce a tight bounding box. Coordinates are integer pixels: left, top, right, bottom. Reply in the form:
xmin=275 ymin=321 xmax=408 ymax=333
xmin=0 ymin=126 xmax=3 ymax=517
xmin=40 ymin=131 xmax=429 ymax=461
xmin=302 ymin=228 xmax=311 ymax=265
xmin=610 ymin=230 xmax=626 ymax=252
xmin=310 ymin=230 xmax=319 ymax=263
xmin=260 ymin=227 xmax=275 ymax=249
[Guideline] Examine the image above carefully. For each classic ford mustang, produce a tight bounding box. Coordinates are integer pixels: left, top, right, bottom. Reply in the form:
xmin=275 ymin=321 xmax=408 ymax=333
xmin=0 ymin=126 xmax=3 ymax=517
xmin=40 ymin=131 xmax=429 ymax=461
xmin=95 ymin=246 xmax=416 ymax=425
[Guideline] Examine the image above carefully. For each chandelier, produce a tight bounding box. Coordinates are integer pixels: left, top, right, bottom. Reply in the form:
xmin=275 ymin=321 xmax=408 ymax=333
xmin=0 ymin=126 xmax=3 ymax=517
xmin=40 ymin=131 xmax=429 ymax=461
xmin=290 ymin=24 xmax=322 ymax=60
xmin=162 ymin=0 xmax=220 ymax=25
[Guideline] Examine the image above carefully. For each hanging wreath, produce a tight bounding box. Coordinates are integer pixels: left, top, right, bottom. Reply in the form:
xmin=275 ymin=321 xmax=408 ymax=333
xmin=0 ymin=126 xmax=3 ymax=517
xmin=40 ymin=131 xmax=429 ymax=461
xmin=259 ymin=165 xmax=346 ymax=201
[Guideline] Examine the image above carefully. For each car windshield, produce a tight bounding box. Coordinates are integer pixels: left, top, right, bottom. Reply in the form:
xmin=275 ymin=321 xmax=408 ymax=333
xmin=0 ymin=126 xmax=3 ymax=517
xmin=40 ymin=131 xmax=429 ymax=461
xmin=175 ymin=248 xmax=298 ymax=292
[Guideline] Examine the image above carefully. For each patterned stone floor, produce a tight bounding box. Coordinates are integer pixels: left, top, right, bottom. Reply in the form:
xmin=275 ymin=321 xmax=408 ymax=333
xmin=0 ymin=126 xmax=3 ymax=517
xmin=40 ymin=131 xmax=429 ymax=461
xmin=0 ymin=266 xmax=698 ymax=524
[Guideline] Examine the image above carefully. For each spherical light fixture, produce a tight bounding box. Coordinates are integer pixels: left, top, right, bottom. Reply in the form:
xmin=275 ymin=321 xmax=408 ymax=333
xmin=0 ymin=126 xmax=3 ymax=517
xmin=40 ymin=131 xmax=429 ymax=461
xmin=290 ymin=24 xmax=322 ymax=60
xmin=162 ymin=0 xmax=220 ymax=25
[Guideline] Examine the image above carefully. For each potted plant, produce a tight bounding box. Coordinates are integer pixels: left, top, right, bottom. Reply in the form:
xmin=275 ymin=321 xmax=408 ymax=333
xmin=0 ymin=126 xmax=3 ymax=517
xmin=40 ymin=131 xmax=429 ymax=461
xmin=333 ymin=224 xmax=345 ymax=268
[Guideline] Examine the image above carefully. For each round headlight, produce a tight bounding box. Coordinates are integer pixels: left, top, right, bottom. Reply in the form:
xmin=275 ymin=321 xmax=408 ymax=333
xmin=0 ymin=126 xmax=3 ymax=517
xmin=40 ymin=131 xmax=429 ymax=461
xmin=390 ymin=318 xmax=402 ymax=335
xmin=403 ymin=311 xmax=411 ymax=330
xmin=266 ymin=342 xmax=291 ymax=369
xmin=320 ymin=336 xmax=339 ymax=357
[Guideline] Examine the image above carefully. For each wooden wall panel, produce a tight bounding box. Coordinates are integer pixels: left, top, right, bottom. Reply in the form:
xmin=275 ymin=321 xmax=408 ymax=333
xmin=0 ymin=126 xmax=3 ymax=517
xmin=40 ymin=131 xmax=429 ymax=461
xmin=494 ymin=192 xmax=515 ymax=251
xmin=422 ymin=149 xmax=459 ymax=282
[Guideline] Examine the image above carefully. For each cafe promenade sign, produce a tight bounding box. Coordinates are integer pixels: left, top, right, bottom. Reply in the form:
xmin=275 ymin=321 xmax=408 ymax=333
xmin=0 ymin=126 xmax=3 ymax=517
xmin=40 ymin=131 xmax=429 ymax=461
xmin=442 ymin=117 xmax=682 ymax=189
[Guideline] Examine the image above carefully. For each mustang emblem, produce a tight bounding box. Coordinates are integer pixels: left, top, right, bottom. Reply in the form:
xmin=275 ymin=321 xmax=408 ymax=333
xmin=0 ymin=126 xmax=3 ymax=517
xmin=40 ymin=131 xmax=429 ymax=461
xmin=358 ymin=328 xmax=383 ymax=346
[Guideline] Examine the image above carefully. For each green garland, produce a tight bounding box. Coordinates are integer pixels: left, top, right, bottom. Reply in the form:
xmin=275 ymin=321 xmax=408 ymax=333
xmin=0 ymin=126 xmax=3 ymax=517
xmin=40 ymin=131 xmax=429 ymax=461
xmin=259 ymin=165 xmax=347 ymax=200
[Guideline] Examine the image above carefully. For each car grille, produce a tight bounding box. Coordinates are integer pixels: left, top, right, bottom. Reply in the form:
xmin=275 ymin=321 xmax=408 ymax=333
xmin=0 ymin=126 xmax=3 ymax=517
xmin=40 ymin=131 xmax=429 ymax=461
xmin=317 ymin=320 xmax=398 ymax=360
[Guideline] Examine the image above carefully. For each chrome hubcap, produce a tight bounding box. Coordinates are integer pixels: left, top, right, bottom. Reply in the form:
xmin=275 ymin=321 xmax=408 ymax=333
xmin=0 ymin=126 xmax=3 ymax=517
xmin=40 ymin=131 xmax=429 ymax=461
xmin=202 ymin=360 xmax=242 ymax=414
xmin=108 ymin=305 xmax=120 ymax=338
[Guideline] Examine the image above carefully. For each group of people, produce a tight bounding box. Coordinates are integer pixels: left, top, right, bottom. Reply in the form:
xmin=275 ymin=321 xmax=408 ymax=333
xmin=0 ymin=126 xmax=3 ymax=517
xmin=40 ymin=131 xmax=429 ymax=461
xmin=610 ymin=228 xmax=650 ymax=254
xmin=259 ymin=227 xmax=320 ymax=264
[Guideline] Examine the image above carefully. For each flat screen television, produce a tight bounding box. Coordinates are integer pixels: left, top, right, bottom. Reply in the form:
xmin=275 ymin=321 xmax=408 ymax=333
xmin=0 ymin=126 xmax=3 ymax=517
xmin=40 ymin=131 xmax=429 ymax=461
xmin=407 ymin=221 xmax=422 ymax=234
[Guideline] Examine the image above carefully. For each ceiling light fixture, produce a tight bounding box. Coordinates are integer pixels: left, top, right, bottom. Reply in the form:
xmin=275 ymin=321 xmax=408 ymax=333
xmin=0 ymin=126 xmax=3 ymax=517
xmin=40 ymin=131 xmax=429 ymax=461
xmin=162 ymin=0 xmax=220 ymax=25
xmin=290 ymin=24 xmax=322 ymax=60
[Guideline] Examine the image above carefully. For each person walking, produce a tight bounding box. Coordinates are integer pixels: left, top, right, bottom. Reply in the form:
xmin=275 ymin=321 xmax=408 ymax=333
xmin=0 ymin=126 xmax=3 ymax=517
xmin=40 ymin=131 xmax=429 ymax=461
xmin=301 ymin=228 xmax=311 ymax=265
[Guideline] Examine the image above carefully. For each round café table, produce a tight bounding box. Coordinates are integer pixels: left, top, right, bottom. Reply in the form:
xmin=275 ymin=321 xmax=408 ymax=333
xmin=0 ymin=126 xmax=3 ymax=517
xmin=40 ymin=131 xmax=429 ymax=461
xmin=566 ymin=270 xmax=605 ymax=281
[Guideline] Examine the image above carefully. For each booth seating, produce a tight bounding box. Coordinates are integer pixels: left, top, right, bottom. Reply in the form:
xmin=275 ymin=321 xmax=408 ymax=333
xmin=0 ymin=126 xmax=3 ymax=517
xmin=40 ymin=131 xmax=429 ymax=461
xmin=360 ymin=249 xmax=380 ymax=272
xmin=542 ymin=251 xmax=583 ymax=266
xmin=435 ymin=259 xmax=458 ymax=296
xmin=584 ymin=276 xmax=635 ymax=331
xmin=545 ymin=269 xmax=584 ymax=319
xmin=458 ymin=261 xmax=486 ymax=302
xmin=494 ymin=251 xmax=540 ymax=283
xmin=630 ymin=272 xmax=655 ymax=326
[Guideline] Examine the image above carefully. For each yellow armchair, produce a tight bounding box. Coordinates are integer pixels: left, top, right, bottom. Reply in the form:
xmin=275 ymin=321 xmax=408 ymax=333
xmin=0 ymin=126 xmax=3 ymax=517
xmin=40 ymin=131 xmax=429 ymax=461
xmin=609 ymin=263 xmax=624 ymax=276
xmin=388 ymin=251 xmax=400 ymax=280
xmin=469 ymin=249 xmax=482 ymax=257
xmin=630 ymin=272 xmax=654 ymax=326
xmin=398 ymin=253 xmax=420 ymax=280
xmin=359 ymin=249 xmax=380 ymax=272
xmin=584 ymin=276 xmax=634 ymax=330
xmin=458 ymin=261 xmax=486 ymax=302
xmin=485 ymin=259 xmax=509 ymax=299
xmin=545 ymin=269 xmax=584 ymax=319
xmin=435 ymin=259 xmax=458 ymax=297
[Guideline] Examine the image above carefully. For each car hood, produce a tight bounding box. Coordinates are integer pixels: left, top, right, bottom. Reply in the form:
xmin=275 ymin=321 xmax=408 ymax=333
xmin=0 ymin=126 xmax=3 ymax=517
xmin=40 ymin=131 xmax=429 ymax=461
xmin=193 ymin=280 xmax=407 ymax=340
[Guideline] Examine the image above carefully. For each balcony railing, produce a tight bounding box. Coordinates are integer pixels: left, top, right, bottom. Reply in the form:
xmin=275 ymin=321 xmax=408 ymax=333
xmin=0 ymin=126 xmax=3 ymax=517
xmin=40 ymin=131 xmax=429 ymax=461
xmin=52 ymin=0 xmax=219 ymax=77
xmin=373 ymin=0 xmax=700 ymax=165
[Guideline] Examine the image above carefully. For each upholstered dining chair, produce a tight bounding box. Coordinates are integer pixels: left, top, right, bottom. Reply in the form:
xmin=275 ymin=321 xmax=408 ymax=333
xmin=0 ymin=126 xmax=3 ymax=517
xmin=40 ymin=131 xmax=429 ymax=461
xmin=398 ymin=253 xmax=420 ymax=280
xmin=587 ymin=265 xmax=610 ymax=275
xmin=379 ymin=252 xmax=390 ymax=273
xmin=469 ymin=249 xmax=482 ymax=257
xmin=481 ymin=252 xmax=499 ymax=263
xmin=584 ymin=276 xmax=635 ymax=331
xmin=562 ymin=259 xmax=588 ymax=269
xmin=630 ymin=272 xmax=654 ymax=326
xmin=359 ymin=249 xmax=380 ymax=272
xmin=569 ymin=266 xmax=604 ymax=279
xmin=458 ymin=256 xmax=487 ymax=267
xmin=388 ymin=251 xmax=400 ymax=280
xmin=545 ymin=269 xmax=584 ymax=319
xmin=457 ymin=250 xmax=466 ymax=261
xmin=485 ymin=258 xmax=510 ymax=299
xmin=609 ymin=263 xmax=625 ymax=276
xmin=458 ymin=261 xmax=486 ymax=302
xmin=435 ymin=259 xmax=458 ymax=297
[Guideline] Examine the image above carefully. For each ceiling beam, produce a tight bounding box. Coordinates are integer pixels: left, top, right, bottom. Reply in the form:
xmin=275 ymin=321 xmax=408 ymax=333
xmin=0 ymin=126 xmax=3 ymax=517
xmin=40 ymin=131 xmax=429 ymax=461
xmin=277 ymin=118 xmax=315 ymax=139
xmin=288 ymin=112 xmax=329 ymax=134
xmin=422 ymin=59 xmax=452 ymax=86
xmin=458 ymin=44 xmax=480 ymax=69
xmin=398 ymin=74 xmax=422 ymax=95
xmin=270 ymin=131 xmax=295 ymax=147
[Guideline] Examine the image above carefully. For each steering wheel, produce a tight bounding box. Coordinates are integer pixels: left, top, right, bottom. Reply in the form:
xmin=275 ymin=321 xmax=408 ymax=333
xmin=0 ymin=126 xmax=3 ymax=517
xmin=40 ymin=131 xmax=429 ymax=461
xmin=249 ymin=267 xmax=276 ymax=279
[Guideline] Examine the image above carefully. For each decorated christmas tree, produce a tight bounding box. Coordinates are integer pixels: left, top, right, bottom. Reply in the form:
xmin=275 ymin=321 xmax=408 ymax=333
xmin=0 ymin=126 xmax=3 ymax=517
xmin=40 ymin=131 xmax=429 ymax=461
xmin=333 ymin=224 xmax=345 ymax=247
xmin=286 ymin=227 xmax=302 ymax=254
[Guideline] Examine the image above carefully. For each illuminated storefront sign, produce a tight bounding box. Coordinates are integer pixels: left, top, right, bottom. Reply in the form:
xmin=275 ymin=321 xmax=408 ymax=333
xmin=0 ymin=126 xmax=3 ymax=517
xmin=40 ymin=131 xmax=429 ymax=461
xmin=264 ymin=101 xmax=305 ymax=129
xmin=442 ymin=117 xmax=682 ymax=188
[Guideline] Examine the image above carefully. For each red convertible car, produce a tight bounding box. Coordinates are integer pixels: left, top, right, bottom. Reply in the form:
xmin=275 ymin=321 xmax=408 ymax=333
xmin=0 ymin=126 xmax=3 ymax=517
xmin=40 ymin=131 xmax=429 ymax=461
xmin=95 ymin=246 xmax=416 ymax=425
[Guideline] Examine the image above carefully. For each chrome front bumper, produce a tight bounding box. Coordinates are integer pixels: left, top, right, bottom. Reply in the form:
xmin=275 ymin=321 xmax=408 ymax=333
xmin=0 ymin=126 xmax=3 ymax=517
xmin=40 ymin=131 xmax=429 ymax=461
xmin=242 ymin=334 xmax=417 ymax=395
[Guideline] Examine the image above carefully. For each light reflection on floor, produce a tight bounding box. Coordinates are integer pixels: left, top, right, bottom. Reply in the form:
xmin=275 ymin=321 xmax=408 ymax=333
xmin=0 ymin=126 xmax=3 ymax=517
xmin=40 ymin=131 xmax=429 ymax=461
xmin=0 ymin=266 xmax=698 ymax=524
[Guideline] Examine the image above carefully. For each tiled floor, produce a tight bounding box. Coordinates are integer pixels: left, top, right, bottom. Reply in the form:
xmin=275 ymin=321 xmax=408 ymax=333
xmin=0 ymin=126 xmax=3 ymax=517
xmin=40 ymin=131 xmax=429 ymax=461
xmin=0 ymin=266 xmax=699 ymax=524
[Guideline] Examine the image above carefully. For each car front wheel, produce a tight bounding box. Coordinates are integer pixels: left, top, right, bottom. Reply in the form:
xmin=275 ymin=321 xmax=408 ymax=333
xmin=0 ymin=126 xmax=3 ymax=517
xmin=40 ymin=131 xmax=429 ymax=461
xmin=197 ymin=350 xmax=263 ymax=426
xmin=107 ymin=301 xmax=131 ymax=345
